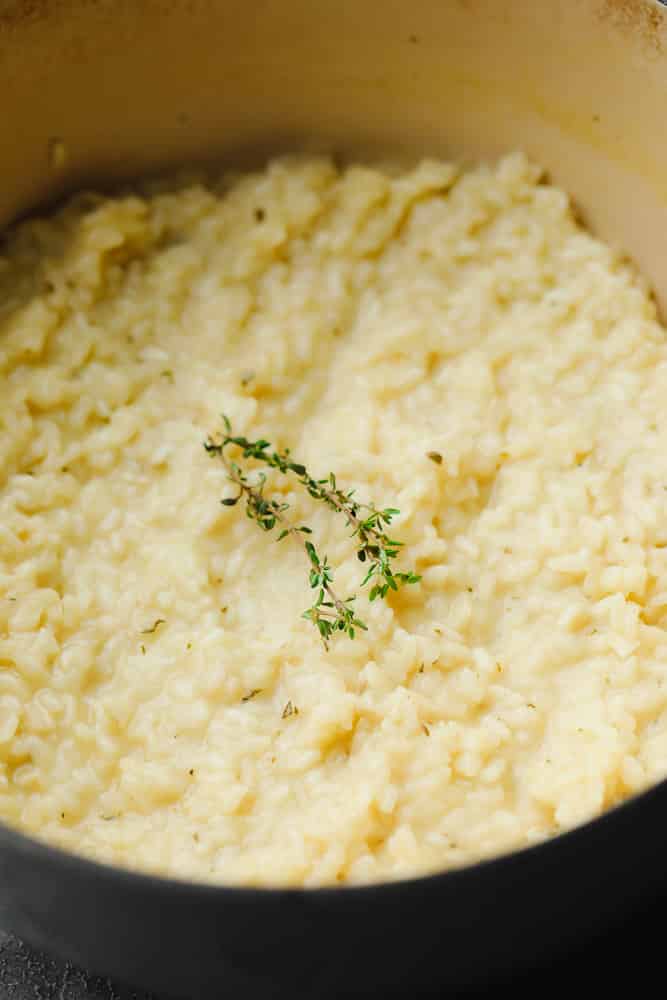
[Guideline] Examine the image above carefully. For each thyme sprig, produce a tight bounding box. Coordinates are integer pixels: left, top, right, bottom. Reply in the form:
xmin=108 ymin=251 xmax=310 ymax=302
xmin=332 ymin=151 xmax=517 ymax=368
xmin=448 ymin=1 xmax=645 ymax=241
xmin=204 ymin=417 xmax=421 ymax=647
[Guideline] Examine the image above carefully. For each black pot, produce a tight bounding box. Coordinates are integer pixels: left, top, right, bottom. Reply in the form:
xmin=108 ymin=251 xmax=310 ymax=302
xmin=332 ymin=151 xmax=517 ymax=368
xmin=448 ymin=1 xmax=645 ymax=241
xmin=2 ymin=2 xmax=667 ymax=996
xmin=0 ymin=779 xmax=664 ymax=998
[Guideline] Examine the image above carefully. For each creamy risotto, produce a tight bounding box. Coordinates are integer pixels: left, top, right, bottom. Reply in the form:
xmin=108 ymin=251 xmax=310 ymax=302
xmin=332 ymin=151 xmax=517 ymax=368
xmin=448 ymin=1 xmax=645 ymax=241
xmin=1 ymin=154 xmax=667 ymax=886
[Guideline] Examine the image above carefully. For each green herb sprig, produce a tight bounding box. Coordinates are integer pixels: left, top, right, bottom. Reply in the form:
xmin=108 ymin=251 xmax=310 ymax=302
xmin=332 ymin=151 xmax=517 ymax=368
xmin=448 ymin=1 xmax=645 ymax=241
xmin=204 ymin=417 xmax=421 ymax=647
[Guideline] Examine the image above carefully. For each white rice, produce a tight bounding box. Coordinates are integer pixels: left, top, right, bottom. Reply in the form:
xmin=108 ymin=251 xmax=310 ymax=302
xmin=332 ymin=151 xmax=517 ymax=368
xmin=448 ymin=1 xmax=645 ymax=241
xmin=1 ymin=153 xmax=666 ymax=886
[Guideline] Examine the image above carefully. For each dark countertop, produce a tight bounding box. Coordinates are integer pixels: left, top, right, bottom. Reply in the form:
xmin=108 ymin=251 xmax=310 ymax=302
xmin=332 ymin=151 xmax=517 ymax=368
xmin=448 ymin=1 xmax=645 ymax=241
xmin=0 ymin=894 xmax=658 ymax=999
xmin=0 ymin=931 xmax=155 ymax=1000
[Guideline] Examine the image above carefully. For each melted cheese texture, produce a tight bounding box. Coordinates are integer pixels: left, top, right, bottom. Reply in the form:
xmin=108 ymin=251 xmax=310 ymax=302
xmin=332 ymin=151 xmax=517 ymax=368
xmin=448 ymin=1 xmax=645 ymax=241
xmin=1 ymin=154 xmax=666 ymax=886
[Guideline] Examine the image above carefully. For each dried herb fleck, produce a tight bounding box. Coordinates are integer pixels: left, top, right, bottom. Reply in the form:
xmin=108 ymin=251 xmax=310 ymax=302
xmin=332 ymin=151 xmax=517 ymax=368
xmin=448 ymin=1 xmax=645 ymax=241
xmin=141 ymin=619 xmax=166 ymax=635
xmin=282 ymin=700 xmax=299 ymax=719
xmin=242 ymin=689 xmax=262 ymax=702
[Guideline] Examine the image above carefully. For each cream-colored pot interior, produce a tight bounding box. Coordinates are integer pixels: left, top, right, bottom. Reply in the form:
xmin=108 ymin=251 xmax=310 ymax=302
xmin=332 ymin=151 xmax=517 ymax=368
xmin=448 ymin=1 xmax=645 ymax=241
xmin=1 ymin=0 xmax=666 ymax=309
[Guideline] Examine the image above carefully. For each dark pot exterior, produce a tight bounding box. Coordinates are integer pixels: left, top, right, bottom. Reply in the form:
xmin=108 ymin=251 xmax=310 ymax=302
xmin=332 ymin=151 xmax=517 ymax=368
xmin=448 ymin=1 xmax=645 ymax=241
xmin=0 ymin=781 xmax=664 ymax=998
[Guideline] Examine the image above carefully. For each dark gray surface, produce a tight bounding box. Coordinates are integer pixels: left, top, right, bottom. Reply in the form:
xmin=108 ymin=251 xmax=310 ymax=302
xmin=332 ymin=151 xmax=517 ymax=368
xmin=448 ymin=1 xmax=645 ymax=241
xmin=0 ymin=932 xmax=155 ymax=1000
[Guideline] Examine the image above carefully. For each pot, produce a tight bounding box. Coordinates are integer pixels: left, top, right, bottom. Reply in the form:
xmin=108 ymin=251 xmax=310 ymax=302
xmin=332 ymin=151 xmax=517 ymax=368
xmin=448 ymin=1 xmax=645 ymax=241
xmin=1 ymin=1 xmax=667 ymax=996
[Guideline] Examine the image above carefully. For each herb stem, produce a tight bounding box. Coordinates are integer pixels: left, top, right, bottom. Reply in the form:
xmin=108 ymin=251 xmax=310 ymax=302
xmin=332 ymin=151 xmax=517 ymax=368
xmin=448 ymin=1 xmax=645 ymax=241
xmin=222 ymin=451 xmax=351 ymax=632
xmin=205 ymin=417 xmax=421 ymax=647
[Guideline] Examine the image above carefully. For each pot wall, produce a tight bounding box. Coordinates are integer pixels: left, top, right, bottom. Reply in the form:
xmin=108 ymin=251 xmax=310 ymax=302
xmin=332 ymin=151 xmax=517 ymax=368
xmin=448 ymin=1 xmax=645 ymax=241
xmin=1 ymin=0 xmax=667 ymax=306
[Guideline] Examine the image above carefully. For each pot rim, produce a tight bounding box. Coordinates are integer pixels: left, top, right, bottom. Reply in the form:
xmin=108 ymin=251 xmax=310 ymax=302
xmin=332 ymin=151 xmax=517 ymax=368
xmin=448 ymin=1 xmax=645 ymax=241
xmin=0 ymin=768 xmax=663 ymax=899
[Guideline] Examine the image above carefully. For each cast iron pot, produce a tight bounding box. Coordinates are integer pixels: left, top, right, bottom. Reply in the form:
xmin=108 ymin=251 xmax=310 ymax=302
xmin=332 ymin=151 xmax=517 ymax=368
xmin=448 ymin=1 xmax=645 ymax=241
xmin=2 ymin=1 xmax=667 ymax=996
